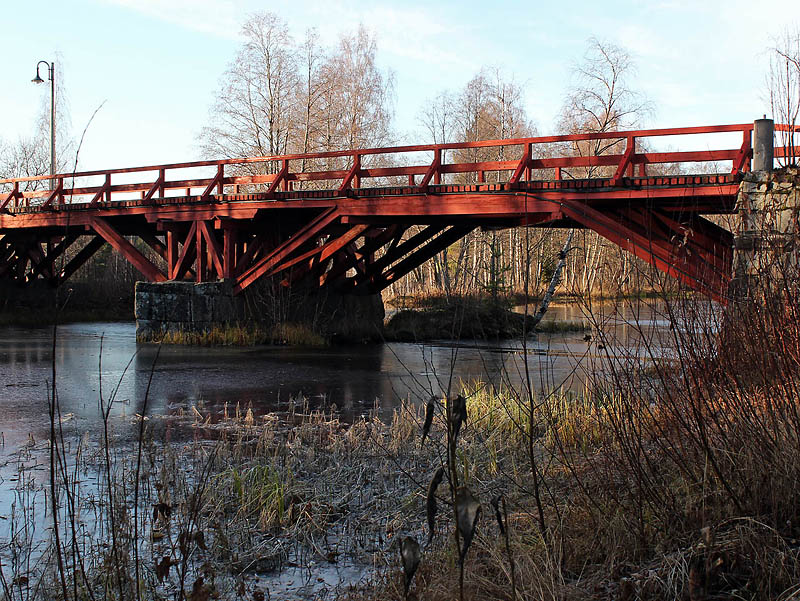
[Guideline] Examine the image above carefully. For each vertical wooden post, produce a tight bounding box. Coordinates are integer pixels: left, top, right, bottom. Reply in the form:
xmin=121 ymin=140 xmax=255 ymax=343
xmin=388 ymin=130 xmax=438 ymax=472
xmin=196 ymin=222 xmax=206 ymax=282
xmin=167 ymin=230 xmax=177 ymax=279
xmin=524 ymin=144 xmax=532 ymax=181
xmin=223 ymin=227 xmax=236 ymax=279
xmin=626 ymin=137 xmax=636 ymax=177
xmin=282 ymin=159 xmax=290 ymax=191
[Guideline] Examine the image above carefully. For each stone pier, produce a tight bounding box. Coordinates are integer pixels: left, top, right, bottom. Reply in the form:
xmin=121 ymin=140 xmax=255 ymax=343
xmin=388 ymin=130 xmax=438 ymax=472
xmin=134 ymin=280 xmax=385 ymax=344
xmin=732 ymin=119 xmax=800 ymax=298
xmin=732 ymin=167 xmax=800 ymax=297
xmin=135 ymin=280 xmax=244 ymax=341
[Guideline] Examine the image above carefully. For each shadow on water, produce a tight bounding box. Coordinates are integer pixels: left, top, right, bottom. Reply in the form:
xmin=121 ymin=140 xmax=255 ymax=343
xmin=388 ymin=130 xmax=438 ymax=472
xmin=0 ymin=300 xmax=692 ymax=450
xmin=0 ymin=299 xmax=714 ymax=598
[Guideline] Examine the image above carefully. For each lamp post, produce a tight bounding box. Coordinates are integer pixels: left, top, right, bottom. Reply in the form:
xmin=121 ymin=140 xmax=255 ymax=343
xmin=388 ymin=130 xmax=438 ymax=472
xmin=32 ymin=60 xmax=55 ymax=188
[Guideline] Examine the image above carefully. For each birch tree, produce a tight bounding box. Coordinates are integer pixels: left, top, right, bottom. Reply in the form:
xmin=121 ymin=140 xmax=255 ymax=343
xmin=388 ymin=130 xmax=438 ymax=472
xmin=767 ymin=26 xmax=800 ymax=166
xmin=558 ymin=37 xmax=651 ymax=177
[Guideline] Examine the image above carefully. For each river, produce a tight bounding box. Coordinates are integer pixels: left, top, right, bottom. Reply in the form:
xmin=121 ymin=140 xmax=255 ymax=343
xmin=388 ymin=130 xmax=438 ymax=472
xmin=0 ymin=298 xmax=694 ymax=597
xmin=0 ymin=299 xmax=684 ymax=452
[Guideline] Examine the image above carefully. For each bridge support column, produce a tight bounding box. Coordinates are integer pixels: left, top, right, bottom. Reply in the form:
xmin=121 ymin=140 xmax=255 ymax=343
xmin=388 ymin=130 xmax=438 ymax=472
xmin=752 ymin=118 xmax=774 ymax=172
xmin=134 ymin=279 xmax=385 ymax=344
xmin=732 ymin=164 xmax=800 ymax=299
xmin=135 ymin=280 xmax=244 ymax=342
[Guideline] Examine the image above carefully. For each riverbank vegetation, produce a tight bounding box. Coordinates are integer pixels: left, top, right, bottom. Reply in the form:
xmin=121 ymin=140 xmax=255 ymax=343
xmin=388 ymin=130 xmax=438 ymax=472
xmin=2 ymin=14 xmax=800 ymax=601
xmin=384 ymin=293 xmax=588 ymax=341
xmin=3 ymin=271 xmax=800 ymax=600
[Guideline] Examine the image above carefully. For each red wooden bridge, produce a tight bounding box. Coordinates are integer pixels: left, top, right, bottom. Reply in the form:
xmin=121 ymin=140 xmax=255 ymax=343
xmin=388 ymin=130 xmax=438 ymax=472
xmin=0 ymin=122 xmax=791 ymax=302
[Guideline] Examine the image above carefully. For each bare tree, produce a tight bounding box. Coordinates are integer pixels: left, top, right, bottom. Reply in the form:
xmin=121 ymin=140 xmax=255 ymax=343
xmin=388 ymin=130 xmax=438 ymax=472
xmin=767 ymin=26 xmax=800 ymax=166
xmin=558 ymin=37 xmax=652 ymax=176
xmin=1 ymin=55 xmax=74 ymax=192
xmin=322 ymin=25 xmax=396 ymax=153
xmin=402 ymin=69 xmax=538 ymax=298
xmin=199 ymin=15 xmax=396 ymax=188
xmin=199 ymin=12 xmax=299 ymax=171
xmin=554 ymin=38 xmax=653 ymax=296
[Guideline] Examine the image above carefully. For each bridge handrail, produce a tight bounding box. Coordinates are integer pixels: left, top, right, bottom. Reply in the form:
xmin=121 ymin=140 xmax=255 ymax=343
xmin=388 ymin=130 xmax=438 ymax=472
xmin=0 ymin=123 xmax=754 ymax=186
xmin=1 ymin=121 xmax=792 ymax=211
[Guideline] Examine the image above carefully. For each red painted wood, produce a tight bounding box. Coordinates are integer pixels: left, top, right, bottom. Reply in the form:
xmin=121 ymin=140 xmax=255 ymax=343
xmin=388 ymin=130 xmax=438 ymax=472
xmin=235 ymin=208 xmax=339 ymax=293
xmin=173 ymin=222 xmax=198 ymax=281
xmin=91 ymin=217 xmax=166 ymax=282
xmin=1 ymin=123 xmax=777 ymax=300
xmin=198 ymin=220 xmax=224 ymax=279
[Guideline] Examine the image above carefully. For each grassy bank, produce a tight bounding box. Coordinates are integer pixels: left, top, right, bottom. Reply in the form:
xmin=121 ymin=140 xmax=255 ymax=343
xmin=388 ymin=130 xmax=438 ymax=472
xmin=137 ymin=321 xmax=328 ymax=347
xmin=356 ymin=291 xmax=800 ymax=599
xmin=8 ymin=339 xmax=799 ymax=600
xmin=384 ymin=293 xmax=588 ymax=341
xmin=4 ymin=285 xmax=800 ymax=599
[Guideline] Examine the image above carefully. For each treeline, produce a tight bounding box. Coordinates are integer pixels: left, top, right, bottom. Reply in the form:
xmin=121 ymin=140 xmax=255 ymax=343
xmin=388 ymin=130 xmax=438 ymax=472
xmin=199 ymin=15 xmax=394 ymax=171
xmin=197 ymin=15 xmax=660 ymax=299
xmin=4 ymin=17 xmax=798 ymax=302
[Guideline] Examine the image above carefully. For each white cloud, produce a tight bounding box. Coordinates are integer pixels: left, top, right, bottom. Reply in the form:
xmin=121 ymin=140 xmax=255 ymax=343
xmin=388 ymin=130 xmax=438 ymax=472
xmin=99 ymin=0 xmax=242 ymax=39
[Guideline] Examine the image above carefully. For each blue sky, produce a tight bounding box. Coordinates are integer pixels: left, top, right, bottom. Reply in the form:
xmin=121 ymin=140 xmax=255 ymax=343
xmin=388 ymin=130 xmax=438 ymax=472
xmin=1 ymin=0 xmax=798 ymax=172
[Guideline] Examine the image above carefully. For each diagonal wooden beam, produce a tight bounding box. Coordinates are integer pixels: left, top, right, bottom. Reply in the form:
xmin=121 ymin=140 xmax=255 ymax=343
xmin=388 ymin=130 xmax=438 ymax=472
xmin=27 ymin=243 xmax=54 ymax=280
xmin=91 ymin=217 xmax=167 ymax=282
xmin=143 ymin=169 xmax=166 ymax=202
xmin=233 ymin=235 xmax=269 ymax=278
xmin=1 ymin=182 xmax=20 ymax=211
xmin=89 ymin=173 xmax=111 ymax=205
xmin=338 ymin=154 xmax=361 ymax=194
xmin=358 ymin=225 xmax=474 ymax=293
xmin=57 ymin=236 xmax=106 ymax=284
xmin=611 ymin=137 xmax=636 ymax=186
xmin=319 ymin=224 xmax=405 ymax=287
xmin=336 ymin=225 xmax=444 ymax=292
xmin=266 ymin=160 xmax=289 ymax=197
xmin=264 ymin=224 xmax=369 ymax=281
xmin=619 ymin=206 xmax=731 ymax=287
xmin=197 ymin=220 xmax=224 ymax=279
xmin=172 ymin=222 xmax=198 ymax=280
xmin=235 ymin=207 xmax=339 ymax=293
xmin=417 ymin=149 xmax=441 ymax=192
xmin=731 ymin=129 xmax=752 ymax=174
xmin=559 ymin=200 xmax=729 ymax=300
xmin=649 ymin=210 xmax=733 ymax=276
xmin=509 ymin=144 xmax=532 ymax=184
xmin=30 ymin=232 xmax=80 ymax=279
xmin=139 ymin=230 xmax=168 ymax=260
xmin=41 ymin=178 xmax=64 ymax=208
xmin=200 ymin=165 xmax=224 ymax=200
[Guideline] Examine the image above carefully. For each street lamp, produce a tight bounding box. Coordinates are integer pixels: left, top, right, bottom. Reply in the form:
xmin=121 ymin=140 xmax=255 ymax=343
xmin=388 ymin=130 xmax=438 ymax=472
xmin=32 ymin=60 xmax=55 ymax=188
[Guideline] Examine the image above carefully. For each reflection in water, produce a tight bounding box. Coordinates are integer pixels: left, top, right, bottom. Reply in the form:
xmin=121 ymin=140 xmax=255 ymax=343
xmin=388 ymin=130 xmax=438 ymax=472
xmin=0 ymin=299 xmax=708 ymax=455
xmin=0 ymin=299 xmax=721 ymax=598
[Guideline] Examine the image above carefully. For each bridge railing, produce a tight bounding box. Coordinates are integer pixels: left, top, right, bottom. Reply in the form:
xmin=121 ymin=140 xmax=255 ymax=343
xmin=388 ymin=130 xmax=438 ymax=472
xmin=0 ymin=122 xmax=790 ymax=212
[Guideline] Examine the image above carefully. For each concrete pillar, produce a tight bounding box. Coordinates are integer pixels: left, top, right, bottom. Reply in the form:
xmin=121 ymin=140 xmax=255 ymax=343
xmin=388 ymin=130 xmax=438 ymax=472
xmin=753 ymin=118 xmax=774 ymax=172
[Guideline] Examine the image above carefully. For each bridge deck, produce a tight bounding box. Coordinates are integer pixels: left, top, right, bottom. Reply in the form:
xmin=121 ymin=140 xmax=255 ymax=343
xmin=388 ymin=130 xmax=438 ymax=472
xmin=1 ymin=122 xmax=789 ymax=302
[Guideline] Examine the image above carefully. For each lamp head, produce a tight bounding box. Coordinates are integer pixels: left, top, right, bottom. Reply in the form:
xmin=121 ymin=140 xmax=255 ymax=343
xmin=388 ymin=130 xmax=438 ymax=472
xmin=31 ymin=73 xmax=44 ymax=84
